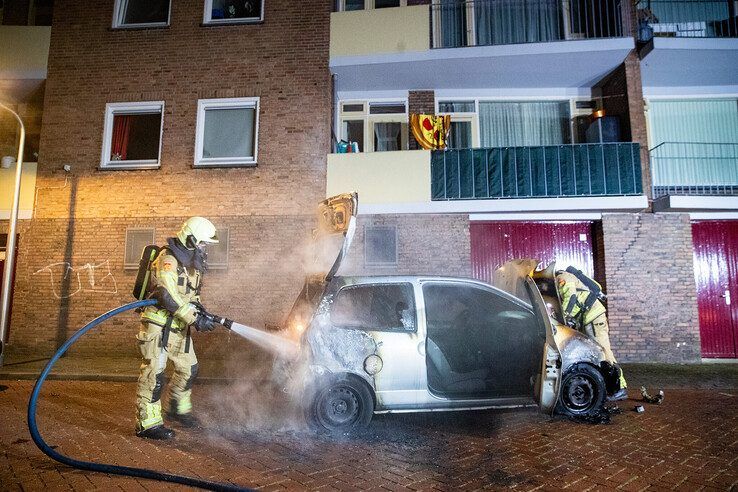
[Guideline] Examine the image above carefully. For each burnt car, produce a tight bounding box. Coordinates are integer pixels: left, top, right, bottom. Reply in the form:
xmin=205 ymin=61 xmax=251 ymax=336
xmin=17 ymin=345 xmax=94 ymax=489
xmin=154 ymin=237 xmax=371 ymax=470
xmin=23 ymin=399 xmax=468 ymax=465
xmin=286 ymin=194 xmax=620 ymax=432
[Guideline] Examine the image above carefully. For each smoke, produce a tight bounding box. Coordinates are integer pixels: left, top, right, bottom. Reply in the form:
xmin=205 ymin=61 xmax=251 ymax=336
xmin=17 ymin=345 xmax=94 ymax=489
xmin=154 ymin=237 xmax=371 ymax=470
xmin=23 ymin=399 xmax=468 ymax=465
xmin=195 ymin=225 xmax=349 ymax=436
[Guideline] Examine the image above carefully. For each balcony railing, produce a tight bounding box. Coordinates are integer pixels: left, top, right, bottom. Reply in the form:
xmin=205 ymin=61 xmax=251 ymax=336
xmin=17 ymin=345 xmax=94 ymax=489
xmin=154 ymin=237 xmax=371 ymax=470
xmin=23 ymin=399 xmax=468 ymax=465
xmin=637 ymin=0 xmax=738 ymax=40
xmin=431 ymin=143 xmax=642 ymax=200
xmin=651 ymin=142 xmax=738 ymax=197
xmin=431 ymin=0 xmax=629 ymax=48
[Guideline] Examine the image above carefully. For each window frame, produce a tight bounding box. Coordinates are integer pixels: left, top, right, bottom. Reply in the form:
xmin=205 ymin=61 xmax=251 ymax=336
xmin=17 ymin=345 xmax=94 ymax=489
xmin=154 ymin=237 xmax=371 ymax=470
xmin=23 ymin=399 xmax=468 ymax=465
xmin=364 ymin=225 xmax=398 ymax=267
xmin=202 ymin=0 xmax=265 ymax=25
xmin=123 ymin=228 xmax=156 ymax=270
xmin=338 ymin=0 xmax=407 ymax=11
xmin=338 ymin=99 xmax=409 ymax=153
xmin=194 ymin=97 xmax=260 ymax=168
xmin=330 ymin=282 xmax=417 ymax=333
xmin=100 ymin=101 xmax=165 ymax=170
xmin=112 ymin=0 xmax=171 ymax=29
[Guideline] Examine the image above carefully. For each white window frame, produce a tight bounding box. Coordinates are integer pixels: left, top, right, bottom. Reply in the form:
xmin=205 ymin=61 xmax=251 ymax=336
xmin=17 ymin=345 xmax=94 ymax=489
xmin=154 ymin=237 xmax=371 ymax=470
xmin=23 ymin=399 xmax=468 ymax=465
xmin=339 ymin=0 xmax=407 ymax=11
xmin=112 ymin=0 xmax=171 ymax=29
xmin=203 ymin=0 xmax=265 ymax=25
xmin=339 ymin=99 xmax=409 ymax=153
xmin=194 ymin=97 xmax=260 ymax=168
xmin=100 ymin=101 xmax=164 ymax=170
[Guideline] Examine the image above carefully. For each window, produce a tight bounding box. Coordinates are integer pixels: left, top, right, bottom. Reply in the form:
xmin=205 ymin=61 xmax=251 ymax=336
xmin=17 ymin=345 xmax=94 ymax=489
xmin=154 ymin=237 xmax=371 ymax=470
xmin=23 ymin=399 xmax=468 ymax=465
xmin=101 ymin=102 xmax=164 ymax=169
xmin=195 ymin=98 xmax=259 ymax=167
xmin=438 ymin=100 xmax=478 ymax=149
xmin=338 ymin=99 xmax=408 ymax=152
xmin=124 ymin=228 xmax=155 ymax=269
xmin=365 ymin=225 xmax=397 ymax=266
xmin=206 ymin=227 xmax=229 ymax=269
xmin=204 ymin=0 xmax=264 ymax=24
xmin=338 ymin=0 xmax=405 ymax=10
xmin=330 ymin=283 xmax=416 ymax=332
xmin=113 ymin=0 xmax=170 ymax=28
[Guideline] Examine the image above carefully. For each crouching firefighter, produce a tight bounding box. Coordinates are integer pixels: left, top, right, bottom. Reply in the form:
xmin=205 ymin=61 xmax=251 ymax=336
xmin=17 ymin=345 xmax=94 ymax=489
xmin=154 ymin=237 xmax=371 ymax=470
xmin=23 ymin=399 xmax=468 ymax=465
xmin=133 ymin=217 xmax=220 ymax=440
xmin=556 ymin=266 xmax=628 ymax=402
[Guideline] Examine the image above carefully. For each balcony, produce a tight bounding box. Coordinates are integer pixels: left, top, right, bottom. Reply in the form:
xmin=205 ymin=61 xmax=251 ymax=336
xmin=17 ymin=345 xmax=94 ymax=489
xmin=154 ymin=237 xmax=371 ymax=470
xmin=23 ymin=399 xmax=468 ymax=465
xmin=327 ymin=145 xmax=647 ymax=216
xmin=432 ymin=0 xmax=630 ymax=49
xmin=432 ymin=143 xmax=642 ymax=199
xmin=0 ymin=162 xmax=37 ymax=220
xmin=329 ymin=2 xmax=634 ymax=93
xmin=651 ymin=142 xmax=738 ymax=211
xmin=637 ymin=0 xmax=737 ymax=41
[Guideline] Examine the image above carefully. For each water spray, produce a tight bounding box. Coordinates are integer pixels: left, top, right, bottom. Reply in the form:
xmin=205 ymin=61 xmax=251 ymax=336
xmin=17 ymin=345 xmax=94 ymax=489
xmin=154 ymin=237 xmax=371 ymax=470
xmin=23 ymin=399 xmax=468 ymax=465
xmin=202 ymin=312 xmax=299 ymax=359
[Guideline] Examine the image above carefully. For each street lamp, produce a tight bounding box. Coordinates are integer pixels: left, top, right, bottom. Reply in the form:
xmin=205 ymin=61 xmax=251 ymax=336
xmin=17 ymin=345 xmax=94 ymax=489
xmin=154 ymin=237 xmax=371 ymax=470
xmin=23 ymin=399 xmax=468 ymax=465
xmin=0 ymin=102 xmax=25 ymax=367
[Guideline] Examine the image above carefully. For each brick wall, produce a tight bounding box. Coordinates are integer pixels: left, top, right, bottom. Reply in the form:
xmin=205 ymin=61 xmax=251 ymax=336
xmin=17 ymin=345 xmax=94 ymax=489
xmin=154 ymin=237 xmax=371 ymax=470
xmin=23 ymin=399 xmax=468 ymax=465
xmin=408 ymin=90 xmax=435 ymax=151
xmin=4 ymin=0 xmax=332 ymax=359
xmin=340 ymin=214 xmax=471 ymax=278
xmin=602 ymin=213 xmax=700 ymax=363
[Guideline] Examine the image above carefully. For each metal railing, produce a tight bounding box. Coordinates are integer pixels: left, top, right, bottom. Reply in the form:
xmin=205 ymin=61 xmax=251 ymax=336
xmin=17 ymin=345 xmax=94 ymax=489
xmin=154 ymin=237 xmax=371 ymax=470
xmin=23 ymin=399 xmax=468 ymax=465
xmin=431 ymin=142 xmax=642 ymax=200
xmin=650 ymin=142 xmax=738 ymax=198
xmin=431 ymin=0 xmax=630 ymax=48
xmin=636 ymin=0 xmax=737 ymax=41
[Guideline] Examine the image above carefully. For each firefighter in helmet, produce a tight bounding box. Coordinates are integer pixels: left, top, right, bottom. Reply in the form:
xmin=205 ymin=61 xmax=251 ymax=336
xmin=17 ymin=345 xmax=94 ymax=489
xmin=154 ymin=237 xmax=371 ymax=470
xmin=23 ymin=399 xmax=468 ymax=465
xmin=135 ymin=217 xmax=219 ymax=440
xmin=556 ymin=268 xmax=628 ymax=401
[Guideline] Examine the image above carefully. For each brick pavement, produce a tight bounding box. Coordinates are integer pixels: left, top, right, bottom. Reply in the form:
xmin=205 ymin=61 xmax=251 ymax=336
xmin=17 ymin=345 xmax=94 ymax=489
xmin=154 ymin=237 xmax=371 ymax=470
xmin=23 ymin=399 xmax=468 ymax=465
xmin=1 ymin=378 xmax=737 ymax=491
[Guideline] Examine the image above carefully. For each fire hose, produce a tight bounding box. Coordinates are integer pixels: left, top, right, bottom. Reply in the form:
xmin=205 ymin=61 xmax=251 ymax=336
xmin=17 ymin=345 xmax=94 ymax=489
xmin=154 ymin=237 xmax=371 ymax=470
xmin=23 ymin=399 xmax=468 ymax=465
xmin=27 ymin=299 xmax=251 ymax=492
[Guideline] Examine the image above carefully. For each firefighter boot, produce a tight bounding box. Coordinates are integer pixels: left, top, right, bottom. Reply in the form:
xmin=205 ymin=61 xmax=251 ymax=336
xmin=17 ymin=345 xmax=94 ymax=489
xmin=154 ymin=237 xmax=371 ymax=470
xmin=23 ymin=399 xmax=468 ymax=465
xmin=136 ymin=425 xmax=176 ymax=440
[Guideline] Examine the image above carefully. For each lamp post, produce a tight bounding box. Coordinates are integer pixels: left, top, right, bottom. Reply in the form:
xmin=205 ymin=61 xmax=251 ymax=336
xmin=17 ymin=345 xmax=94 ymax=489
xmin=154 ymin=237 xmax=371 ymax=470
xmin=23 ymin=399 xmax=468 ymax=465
xmin=0 ymin=102 xmax=25 ymax=367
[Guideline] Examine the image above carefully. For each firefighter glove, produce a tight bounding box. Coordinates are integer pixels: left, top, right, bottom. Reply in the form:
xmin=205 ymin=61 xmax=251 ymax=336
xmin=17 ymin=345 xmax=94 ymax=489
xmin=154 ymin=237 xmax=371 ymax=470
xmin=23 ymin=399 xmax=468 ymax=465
xmin=193 ymin=313 xmax=216 ymax=332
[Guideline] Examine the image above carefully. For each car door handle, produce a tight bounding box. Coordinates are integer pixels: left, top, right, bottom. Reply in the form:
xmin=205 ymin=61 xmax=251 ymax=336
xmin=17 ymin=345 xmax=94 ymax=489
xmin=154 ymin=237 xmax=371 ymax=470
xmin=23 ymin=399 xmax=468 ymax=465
xmin=417 ymin=341 xmax=425 ymax=356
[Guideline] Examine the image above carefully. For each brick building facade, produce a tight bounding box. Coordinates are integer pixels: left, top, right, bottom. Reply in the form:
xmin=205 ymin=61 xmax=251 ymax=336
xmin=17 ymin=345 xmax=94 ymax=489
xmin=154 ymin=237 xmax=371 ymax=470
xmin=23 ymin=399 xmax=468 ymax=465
xmin=4 ymin=0 xmax=332 ymax=358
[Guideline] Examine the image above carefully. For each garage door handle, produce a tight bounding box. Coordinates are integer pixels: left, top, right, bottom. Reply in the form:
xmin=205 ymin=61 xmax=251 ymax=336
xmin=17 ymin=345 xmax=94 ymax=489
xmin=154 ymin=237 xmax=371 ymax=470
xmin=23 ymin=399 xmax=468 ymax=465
xmin=721 ymin=290 xmax=731 ymax=305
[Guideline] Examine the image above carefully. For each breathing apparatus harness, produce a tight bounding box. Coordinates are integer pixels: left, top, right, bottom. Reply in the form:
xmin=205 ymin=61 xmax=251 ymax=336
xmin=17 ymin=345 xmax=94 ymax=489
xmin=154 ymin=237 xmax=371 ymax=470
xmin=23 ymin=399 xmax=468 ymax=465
xmin=561 ymin=266 xmax=606 ymax=327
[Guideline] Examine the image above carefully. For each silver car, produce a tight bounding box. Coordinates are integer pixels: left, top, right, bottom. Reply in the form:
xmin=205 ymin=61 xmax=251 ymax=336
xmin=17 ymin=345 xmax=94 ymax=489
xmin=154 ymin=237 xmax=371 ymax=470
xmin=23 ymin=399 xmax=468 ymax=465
xmin=290 ymin=195 xmax=619 ymax=432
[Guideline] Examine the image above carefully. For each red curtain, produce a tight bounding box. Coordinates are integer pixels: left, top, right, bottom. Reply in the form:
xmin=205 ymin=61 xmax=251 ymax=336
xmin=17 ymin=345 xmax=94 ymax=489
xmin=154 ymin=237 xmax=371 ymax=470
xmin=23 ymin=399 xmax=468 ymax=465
xmin=111 ymin=115 xmax=132 ymax=160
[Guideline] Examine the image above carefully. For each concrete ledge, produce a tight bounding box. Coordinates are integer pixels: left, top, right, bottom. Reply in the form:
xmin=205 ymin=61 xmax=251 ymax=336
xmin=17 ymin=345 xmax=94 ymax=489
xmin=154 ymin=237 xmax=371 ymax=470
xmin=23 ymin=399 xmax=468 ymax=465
xmin=653 ymin=194 xmax=738 ymax=212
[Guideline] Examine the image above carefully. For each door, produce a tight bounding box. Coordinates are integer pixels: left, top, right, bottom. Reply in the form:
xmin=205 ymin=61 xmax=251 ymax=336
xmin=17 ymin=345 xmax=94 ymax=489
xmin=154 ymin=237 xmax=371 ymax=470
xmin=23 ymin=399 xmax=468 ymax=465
xmin=421 ymin=281 xmax=543 ymax=400
xmin=471 ymin=221 xmax=595 ymax=284
xmin=692 ymin=221 xmax=738 ymax=358
xmin=0 ymin=234 xmax=19 ymax=345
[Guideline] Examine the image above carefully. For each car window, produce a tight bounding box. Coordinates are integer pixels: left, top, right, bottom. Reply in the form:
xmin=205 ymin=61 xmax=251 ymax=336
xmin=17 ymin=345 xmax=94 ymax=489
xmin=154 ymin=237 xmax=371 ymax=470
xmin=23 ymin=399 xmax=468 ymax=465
xmin=330 ymin=283 xmax=416 ymax=332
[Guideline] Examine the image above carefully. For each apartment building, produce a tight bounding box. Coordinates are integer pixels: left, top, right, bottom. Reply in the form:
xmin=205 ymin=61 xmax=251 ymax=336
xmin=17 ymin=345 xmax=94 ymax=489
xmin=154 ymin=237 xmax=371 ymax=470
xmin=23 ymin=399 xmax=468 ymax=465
xmin=1 ymin=0 xmax=736 ymax=363
xmin=327 ymin=0 xmax=737 ymax=361
xmin=1 ymin=0 xmax=332 ymax=359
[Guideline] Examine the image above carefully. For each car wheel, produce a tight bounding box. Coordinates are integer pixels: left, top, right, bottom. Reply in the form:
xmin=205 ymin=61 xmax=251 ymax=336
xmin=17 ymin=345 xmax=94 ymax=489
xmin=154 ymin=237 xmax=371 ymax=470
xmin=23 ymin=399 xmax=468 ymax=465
xmin=307 ymin=375 xmax=374 ymax=433
xmin=556 ymin=363 xmax=606 ymax=417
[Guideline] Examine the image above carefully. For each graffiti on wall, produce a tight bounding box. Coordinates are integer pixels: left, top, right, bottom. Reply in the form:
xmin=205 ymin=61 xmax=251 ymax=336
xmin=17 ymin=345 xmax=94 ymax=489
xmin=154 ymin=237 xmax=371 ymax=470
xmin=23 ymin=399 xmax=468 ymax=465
xmin=33 ymin=260 xmax=118 ymax=299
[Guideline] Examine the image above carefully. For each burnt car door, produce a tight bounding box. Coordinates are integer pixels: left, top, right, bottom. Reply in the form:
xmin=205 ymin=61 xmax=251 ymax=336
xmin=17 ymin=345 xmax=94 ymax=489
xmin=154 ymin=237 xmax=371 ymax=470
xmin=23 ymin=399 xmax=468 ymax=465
xmin=327 ymin=281 xmax=426 ymax=408
xmin=421 ymin=280 xmax=543 ymax=400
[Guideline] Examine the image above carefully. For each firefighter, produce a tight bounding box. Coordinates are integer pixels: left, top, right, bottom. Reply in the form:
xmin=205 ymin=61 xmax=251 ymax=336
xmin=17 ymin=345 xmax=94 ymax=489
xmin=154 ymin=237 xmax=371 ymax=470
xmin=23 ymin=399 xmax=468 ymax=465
xmin=556 ymin=268 xmax=628 ymax=401
xmin=135 ymin=217 xmax=219 ymax=440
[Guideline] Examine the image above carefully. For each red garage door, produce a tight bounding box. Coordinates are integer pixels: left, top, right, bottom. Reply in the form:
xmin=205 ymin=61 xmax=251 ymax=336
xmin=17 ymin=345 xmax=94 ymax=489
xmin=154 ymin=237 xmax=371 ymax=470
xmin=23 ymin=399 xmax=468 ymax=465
xmin=692 ymin=221 xmax=738 ymax=358
xmin=470 ymin=221 xmax=595 ymax=284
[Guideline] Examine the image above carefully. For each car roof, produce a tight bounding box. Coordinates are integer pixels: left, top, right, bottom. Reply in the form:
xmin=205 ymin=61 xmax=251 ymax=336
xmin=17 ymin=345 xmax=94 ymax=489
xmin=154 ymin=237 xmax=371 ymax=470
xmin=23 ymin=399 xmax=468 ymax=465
xmin=332 ymin=275 xmax=493 ymax=286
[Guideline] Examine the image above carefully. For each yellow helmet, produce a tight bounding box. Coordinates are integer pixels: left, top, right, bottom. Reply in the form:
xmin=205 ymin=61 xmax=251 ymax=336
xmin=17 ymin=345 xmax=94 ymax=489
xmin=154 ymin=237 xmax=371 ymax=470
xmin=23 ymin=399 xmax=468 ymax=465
xmin=177 ymin=217 xmax=219 ymax=249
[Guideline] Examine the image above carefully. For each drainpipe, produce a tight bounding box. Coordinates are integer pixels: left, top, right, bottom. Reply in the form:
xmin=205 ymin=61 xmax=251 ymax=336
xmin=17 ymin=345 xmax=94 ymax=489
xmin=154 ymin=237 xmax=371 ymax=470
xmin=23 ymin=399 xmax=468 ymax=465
xmin=0 ymin=102 xmax=25 ymax=367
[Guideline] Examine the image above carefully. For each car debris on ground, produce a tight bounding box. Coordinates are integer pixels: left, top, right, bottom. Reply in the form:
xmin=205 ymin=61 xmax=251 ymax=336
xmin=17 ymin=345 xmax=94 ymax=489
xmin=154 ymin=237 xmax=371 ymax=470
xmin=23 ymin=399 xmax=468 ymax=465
xmin=640 ymin=386 xmax=665 ymax=404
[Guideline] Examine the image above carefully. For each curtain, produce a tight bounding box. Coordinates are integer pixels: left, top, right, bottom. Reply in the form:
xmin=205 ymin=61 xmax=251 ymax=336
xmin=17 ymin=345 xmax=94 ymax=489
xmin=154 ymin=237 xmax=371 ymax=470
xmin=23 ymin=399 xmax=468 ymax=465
xmin=649 ymin=99 xmax=738 ymax=186
xmin=448 ymin=121 xmax=472 ymax=149
xmin=475 ymin=0 xmax=561 ymax=46
xmin=439 ymin=0 xmax=467 ymax=47
xmin=649 ymin=0 xmax=729 ymax=26
xmin=374 ymin=123 xmax=401 ymax=151
xmin=478 ymin=101 xmax=569 ymax=147
xmin=111 ymin=115 xmax=132 ymax=160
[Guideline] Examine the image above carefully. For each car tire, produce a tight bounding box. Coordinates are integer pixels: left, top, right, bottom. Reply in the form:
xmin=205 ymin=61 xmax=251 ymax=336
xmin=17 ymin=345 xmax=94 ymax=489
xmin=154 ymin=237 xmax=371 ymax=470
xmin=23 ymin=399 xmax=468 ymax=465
xmin=306 ymin=374 xmax=374 ymax=434
xmin=555 ymin=363 xmax=606 ymax=418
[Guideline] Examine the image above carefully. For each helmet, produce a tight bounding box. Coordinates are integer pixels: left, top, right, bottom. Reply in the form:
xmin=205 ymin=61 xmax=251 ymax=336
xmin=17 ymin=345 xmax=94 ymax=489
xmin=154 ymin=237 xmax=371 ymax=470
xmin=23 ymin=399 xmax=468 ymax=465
xmin=177 ymin=217 xmax=219 ymax=250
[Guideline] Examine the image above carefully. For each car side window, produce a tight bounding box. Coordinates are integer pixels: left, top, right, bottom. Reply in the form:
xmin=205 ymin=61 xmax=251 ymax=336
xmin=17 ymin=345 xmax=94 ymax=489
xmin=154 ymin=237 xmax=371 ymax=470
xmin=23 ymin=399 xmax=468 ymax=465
xmin=330 ymin=283 xmax=416 ymax=332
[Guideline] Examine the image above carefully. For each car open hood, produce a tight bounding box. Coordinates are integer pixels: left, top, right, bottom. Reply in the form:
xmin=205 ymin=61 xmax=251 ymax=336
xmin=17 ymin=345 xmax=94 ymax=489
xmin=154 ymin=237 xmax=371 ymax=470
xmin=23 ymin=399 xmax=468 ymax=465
xmin=317 ymin=192 xmax=358 ymax=281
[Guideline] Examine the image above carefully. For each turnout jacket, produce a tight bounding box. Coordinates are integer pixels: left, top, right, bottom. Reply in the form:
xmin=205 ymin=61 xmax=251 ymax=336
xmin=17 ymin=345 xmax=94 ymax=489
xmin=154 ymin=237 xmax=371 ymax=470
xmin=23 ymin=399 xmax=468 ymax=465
xmin=556 ymin=271 xmax=606 ymax=327
xmin=140 ymin=247 xmax=202 ymax=330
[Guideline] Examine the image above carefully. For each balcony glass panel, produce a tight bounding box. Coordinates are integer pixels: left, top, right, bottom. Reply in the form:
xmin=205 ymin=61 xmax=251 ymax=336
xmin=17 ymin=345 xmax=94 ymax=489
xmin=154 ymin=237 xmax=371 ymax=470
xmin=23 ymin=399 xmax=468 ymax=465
xmin=651 ymin=143 xmax=738 ymax=197
xmin=433 ymin=0 xmax=625 ymax=48
xmin=431 ymin=143 xmax=642 ymax=200
xmin=637 ymin=0 xmax=737 ymax=38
